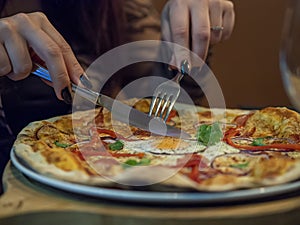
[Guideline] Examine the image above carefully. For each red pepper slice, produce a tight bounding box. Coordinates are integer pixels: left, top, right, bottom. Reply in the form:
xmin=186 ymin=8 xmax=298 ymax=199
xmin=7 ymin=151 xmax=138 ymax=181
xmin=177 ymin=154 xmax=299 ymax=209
xmin=166 ymin=109 xmax=177 ymax=122
xmin=96 ymin=128 xmax=117 ymax=139
xmin=224 ymin=127 xmax=300 ymax=151
xmin=176 ymin=154 xmax=206 ymax=183
xmin=188 ymin=164 xmax=200 ymax=182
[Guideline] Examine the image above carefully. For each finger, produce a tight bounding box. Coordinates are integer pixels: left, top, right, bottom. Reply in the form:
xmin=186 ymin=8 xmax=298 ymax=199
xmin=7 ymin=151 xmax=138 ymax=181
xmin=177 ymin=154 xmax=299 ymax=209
xmin=4 ymin=32 xmax=32 ymax=80
xmin=169 ymin=2 xmax=190 ymax=67
xmin=15 ymin=14 xmax=70 ymax=100
xmin=222 ymin=1 xmax=235 ymax=40
xmin=209 ymin=0 xmax=223 ymax=44
xmin=0 ymin=17 xmax=32 ymax=79
xmin=0 ymin=44 xmax=11 ymax=76
xmin=161 ymin=4 xmax=172 ymax=42
xmin=29 ymin=12 xmax=84 ymax=85
xmin=191 ymin=0 xmax=210 ymax=60
xmin=161 ymin=5 xmax=177 ymax=67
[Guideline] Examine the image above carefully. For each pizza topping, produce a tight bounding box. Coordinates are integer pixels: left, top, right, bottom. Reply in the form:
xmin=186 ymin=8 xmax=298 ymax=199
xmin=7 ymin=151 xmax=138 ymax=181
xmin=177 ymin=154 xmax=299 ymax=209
xmin=123 ymin=137 xmax=206 ymax=155
xmin=54 ymin=141 xmax=71 ymax=148
xmin=241 ymin=107 xmax=300 ymax=140
xmin=108 ymin=140 xmax=124 ymax=150
xmin=211 ymin=153 xmax=267 ymax=175
xmin=123 ymin=158 xmax=151 ymax=167
xmin=178 ymin=154 xmax=206 ymax=182
xmin=95 ymin=128 xmax=117 ymax=139
xmin=229 ymin=162 xmax=249 ymax=169
xmin=197 ymin=122 xmax=223 ymax=146
xmin=251 ymin=137 xmax=265 ymax=146
xmin=225 ymin=127 xmax=296 ymax=151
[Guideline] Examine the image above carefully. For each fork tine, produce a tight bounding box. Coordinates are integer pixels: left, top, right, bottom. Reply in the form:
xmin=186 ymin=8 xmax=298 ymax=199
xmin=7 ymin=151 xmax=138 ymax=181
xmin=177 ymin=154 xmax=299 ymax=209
xmin=159 ymin=95 xmax=172 ymax=119
xmin=148 ymin=94 xmax=159 ymax=116
xmin=154 ymin=93 xmax=166 ymax=117
xmin=149 ymin=60 xmax=190 ymax=122
xmin=163 ymin=99 xmax=176 ymax=122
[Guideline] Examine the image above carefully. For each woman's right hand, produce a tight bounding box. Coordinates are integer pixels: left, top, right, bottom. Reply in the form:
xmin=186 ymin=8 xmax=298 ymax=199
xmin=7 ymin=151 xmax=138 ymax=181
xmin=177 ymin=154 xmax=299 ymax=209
xmin=0 ymin=12 xmax=85 ymax=102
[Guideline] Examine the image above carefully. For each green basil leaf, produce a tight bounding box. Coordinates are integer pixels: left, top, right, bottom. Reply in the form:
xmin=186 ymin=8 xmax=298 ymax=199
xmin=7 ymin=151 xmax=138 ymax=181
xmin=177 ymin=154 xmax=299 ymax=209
xmin=123 ymin=158 xmax=151 ymax=168
xmin=109 ymin=140 xmax=124 ymax=150
xmin=54 ymin=141 xmax=70 ymax=148
xmin=230 ymin=162 xmax=249 ymax=169
xmin=252 ymin=138 xmax=265 ymax=146
xmin=197 ymin=122 xmax=223 ymax=146
xmin=124 ymin=159 xmax=139 ymax=166
xmin=138 ymin=158 xmax=151 ymax=165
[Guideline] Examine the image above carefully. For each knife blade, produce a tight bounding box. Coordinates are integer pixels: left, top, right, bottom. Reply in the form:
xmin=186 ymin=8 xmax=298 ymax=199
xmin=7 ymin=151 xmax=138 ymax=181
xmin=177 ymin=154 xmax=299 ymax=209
xmin=32 ymin=63 xmax=190 ymax=139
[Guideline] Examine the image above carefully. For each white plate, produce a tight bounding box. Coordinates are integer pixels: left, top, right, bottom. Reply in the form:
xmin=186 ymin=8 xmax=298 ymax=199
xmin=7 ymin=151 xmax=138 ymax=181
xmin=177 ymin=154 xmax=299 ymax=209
xmin=10 ymin=150 xmax=300 ymax=204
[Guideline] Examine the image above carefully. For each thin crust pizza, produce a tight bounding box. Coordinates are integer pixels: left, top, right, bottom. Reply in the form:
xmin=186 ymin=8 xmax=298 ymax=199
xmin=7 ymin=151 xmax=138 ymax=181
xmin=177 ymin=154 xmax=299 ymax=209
xmin=12 ymin=99 xmax=300 ymax=191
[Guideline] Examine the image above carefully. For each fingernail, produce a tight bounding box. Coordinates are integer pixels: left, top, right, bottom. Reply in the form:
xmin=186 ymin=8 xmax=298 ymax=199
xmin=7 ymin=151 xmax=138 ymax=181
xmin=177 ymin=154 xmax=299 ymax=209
xmin=61 ymin=87 xmax=72 ymax=104
xmin=80 ymin=73 xmax=93 ymax=89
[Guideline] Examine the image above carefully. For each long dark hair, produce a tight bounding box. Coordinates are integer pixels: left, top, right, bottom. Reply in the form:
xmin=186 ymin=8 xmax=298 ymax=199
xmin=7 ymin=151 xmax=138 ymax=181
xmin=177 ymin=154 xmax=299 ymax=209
xmin=41 ymin=0 xmax=126 ymax=55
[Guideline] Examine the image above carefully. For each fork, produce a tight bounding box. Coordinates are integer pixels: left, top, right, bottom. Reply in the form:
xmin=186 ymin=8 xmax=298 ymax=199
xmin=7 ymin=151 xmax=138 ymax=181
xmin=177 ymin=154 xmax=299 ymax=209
xmin=148 ymin=60 xmax=191 ymax=122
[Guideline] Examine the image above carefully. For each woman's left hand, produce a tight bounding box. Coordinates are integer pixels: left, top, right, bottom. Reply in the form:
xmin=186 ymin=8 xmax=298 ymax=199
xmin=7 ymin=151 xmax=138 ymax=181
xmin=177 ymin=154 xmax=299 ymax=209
xmin=161 ymin=0 xmax=235 ymax=67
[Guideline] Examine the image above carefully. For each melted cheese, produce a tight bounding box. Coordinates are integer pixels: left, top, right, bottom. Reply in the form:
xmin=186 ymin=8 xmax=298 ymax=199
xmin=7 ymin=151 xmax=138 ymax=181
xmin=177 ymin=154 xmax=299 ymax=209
xmin=242 ymin=107 xmax=300 ymax=139
xmin=124 ymin=137 xmax=206 ymax=155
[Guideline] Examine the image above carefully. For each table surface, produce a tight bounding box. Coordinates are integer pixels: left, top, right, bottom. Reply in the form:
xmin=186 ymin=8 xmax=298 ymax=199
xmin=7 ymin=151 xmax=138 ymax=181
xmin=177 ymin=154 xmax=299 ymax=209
xmin=1 ymin=161 xmax=300 ymax=225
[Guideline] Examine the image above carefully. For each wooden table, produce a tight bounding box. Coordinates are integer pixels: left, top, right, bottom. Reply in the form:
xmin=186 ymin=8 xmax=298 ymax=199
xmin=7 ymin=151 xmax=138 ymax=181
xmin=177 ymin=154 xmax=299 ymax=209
xmin=1 ymin=161 xmax=300 ymax=225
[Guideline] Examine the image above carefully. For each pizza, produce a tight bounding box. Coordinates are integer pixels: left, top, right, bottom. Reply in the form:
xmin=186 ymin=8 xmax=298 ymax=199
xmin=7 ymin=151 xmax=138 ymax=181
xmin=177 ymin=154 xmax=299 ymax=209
xmin=12 ymin=99 xmax=300 ymax=191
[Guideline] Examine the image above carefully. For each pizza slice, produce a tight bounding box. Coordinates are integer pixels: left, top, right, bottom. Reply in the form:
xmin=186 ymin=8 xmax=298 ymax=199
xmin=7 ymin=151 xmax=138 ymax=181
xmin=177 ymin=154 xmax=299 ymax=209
xmin=224 ymin=107 xmax=300 ymax=151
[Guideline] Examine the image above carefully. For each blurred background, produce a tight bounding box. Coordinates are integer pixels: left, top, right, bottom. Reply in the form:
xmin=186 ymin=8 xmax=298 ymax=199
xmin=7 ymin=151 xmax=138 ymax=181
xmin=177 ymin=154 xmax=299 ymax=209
xmin=211 ymin=0 xmax=290 ymax=109
xmin=154 ymin=0 xmax=291 ymax=109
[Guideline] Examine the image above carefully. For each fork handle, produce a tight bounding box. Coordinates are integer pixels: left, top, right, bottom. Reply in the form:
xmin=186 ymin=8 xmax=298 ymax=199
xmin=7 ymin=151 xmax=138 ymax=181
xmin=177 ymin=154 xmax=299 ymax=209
xmin=173 ymin=60 xmax=190 ymax=83
xmin=180 ymin=59 xmax=191 ymax=76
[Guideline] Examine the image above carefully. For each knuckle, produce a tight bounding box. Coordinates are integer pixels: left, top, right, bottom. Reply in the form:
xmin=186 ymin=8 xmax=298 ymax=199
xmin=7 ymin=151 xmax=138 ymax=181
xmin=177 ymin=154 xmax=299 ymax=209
xmin=13 ymin=13 xmax=30 ymax=23
xmin=31 ymin=11 xmax=48 ymax=21
xmin=55 ymin=71 xmax=68 ymax=81
xmin=45 ymin=43 xmax=62 ymax=58
xmin=11 ymin=13 xmax=32 ymax=29
xmin=0 ymin=19 xmax=15 ymax=34
xmin=60 ymin=44 xmax=73 ymax=55
xmin=193 ymin=29 xmax=210 ymax=42
xmin=224 ymin=1 xmax=234 ymax=11
xmin=173 ymin=26 xmax=189 ymax=39
xmin=29 ymin=12 xmax=49 ymax=27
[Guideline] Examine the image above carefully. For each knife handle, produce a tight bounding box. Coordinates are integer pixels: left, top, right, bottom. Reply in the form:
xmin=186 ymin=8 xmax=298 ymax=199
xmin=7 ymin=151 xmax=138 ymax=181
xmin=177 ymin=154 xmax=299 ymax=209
xmin=32 ymin=63 xmax=101 ymax=106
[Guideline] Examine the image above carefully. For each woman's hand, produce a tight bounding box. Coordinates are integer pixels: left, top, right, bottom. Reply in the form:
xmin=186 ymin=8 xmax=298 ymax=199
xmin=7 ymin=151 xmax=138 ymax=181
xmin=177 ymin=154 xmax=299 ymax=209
xmin=0 ymin=12 xmax=84 ymax=102
xmin=161 ymin=0 xmax=235 ymax=67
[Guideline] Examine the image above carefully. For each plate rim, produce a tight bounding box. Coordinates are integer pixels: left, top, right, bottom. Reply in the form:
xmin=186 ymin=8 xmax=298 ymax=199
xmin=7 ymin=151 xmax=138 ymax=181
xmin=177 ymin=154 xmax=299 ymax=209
xmin=10 ymin=149 xmax=300 ymax=204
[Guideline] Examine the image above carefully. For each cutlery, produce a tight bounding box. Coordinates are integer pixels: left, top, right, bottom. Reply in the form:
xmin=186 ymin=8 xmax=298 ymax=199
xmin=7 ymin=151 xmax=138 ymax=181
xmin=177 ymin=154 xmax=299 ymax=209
xmin=31 ymin=63 xmax=190 ymax=139
xmin=148 ymin=60 xmax=190 ymax=122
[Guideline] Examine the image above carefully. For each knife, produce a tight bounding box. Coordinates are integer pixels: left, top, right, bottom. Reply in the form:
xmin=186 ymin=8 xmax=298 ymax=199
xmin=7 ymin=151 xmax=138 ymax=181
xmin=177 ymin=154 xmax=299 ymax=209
xmin=31 ymin=63 xmax=190 ymax=139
